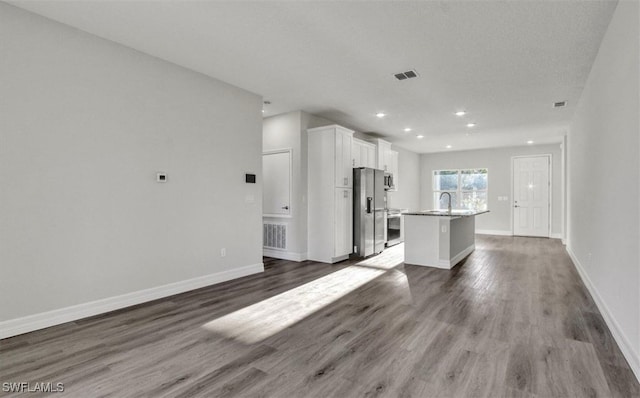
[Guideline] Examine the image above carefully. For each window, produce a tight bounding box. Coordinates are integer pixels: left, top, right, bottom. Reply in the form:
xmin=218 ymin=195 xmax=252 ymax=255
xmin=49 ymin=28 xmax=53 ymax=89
xmin=433 ymin=169 xmax=488 ymax=211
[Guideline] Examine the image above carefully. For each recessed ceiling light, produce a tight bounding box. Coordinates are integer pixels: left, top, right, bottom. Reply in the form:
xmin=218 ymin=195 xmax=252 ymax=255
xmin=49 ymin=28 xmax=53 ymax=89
xmin=416 ymin=135 xmax=424 ymax=139
xmin=466 ymin=123 xmax=476 ymax=128
xmin=527 ymin=140 xmax=534 ymax=144
xmin=262 ymin=109 xmax=265 ymax=113
xmin=446 ymin=145 xmax=452 ymax=149
xmin=404 ymin=128 xmax=412 ymax=132
xmin=455 ymin=111 xmax=466 ymax=117
xmin=376 ymin=112 xmax=386 ymax=118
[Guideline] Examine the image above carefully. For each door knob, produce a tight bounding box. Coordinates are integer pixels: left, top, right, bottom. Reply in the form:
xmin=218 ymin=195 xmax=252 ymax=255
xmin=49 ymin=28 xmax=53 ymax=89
xmin=282 ymin=205 xmax=289 ymax=210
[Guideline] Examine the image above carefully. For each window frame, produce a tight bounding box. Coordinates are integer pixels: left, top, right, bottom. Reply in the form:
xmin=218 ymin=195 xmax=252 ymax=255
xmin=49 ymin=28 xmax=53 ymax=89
xmin=433 ymin=168 xmax=488 ymax=211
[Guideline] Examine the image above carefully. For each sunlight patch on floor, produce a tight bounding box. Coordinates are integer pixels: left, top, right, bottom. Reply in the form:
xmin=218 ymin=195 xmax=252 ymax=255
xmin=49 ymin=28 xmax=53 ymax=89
xmin=202 ymin=249 xmax=405 ymax=344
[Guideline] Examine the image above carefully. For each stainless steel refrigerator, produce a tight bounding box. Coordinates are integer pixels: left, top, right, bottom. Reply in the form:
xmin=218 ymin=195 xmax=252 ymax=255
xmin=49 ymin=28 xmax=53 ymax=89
xmin=353 ymin=167 xmax=386 ymax=257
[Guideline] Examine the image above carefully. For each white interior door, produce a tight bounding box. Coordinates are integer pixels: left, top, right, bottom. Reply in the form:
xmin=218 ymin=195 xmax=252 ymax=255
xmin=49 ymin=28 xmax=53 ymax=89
xmin=513 ymin=155 xmax=550 ymax=237
xmin=263 ymin=150 xmax=291 ymax=216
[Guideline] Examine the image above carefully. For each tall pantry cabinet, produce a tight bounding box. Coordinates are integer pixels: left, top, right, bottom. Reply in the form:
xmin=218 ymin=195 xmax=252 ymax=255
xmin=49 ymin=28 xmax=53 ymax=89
xmin=308 ymin=125 xmax=353 ymax=263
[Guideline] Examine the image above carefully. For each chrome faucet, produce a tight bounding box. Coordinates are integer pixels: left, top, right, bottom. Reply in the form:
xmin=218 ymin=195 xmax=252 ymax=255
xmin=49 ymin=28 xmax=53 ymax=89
xmin=440 ymin=192 xmax=452 ymax=213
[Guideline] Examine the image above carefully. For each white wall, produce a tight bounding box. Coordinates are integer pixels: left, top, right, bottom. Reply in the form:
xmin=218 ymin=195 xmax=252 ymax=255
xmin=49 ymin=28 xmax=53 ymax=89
xmin=263 ymin=116 xmax=422 ymax=260
xmin=0 ymin=4 xmax=263 ymax=332
xmin=262 ymin=111 xmax=304 ymax=260
xmin=387 ymin=146 xmax=421 ymax=211
xmin=567 ymin=0 xmax=639 ymax=379
xmin=420 ymin=144 xmax=563 ymax=236
xmin=262 ymin=111 xmax=334 ymax=261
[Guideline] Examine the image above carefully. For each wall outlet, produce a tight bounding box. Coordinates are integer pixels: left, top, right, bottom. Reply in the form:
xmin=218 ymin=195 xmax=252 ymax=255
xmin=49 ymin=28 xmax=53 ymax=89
xmin=221 ymin=248 xmax=226 ymax=257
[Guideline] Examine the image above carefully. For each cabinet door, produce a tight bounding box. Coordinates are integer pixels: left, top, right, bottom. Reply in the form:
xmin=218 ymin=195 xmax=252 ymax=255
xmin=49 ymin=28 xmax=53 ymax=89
xmin=334 ymin=188 xmax=353 ymax=257
xmin=335 ymin=130 xmax=353 ymax=187
xmin=365 ymin=145 xmax=376 ymax=168
xmin=389 ymin=150 xmax=399 ymax=191
xmin=352 ymin=140 xmax=362 ymax=168
xmin=376 ymin=140 xmax=391 ymax=171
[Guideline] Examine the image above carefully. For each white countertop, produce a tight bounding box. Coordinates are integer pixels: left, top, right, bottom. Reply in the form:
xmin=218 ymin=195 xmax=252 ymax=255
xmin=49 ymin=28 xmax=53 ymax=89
xmin=404 ymin=209 xmax=490 ymax=217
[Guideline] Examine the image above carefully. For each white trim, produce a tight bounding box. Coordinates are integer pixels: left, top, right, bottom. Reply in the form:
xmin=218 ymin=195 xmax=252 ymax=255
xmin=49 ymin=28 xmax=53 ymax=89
xmin=262 ymin=248 xmax=307 ymax=262
xmin=0 ymin=263 xmax=264 ymax=340
xmin=475 ymin=229 xmax=512 ymax=236
xmin=566 ymin=247 xmax=640 ymax=382
xmin=549 ymin=233 xmax=563 ymax=239
xmin=262 ymin=213 xmax=293 ymax=219
xmin=448 ymin=244 xmax=475 ymax=267
xmin=409 ymin=244 xmax=475 ymax=269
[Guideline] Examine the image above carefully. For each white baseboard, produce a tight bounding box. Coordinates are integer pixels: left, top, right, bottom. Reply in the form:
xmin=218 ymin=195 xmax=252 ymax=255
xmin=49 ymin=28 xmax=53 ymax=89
xmin=0 ymin=263 xmax=264 ymax=340
xmin=475 ymin=230 xmax=564 ymax=240
xmin=262 ymin=248 xmax=307 ymax=262
xmin=566 ymin=246 xmax=640 ymax=382
xmin=475 ymin=229 xmax=512 ymax=236
xmin=447 ymin=244 xmax=475 ymax=268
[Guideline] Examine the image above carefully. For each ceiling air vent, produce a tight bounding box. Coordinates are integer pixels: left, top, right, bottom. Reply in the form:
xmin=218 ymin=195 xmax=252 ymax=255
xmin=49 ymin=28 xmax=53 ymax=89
xmin=394 ymin=70 xmax=419 ymax=80
xmin=553 ymin=101 xmax=567 ymax=108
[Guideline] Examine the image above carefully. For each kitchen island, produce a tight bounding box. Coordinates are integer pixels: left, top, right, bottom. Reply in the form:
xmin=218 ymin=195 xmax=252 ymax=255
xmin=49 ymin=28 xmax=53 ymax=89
xmin=403 ymin=210 xmax=489 ymax=269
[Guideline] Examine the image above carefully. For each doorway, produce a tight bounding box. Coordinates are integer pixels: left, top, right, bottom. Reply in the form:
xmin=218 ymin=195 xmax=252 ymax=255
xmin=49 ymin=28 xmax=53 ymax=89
xmin=512 ymin=155 xmax=551 ymax=237
xmin=262 ymin=149 xmax=291 ymax=217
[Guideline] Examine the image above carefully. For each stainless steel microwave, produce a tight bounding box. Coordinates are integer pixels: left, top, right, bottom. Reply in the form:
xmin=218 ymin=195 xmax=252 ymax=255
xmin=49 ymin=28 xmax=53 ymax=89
xmin=383 ymin=172 xmax=395 ymax=190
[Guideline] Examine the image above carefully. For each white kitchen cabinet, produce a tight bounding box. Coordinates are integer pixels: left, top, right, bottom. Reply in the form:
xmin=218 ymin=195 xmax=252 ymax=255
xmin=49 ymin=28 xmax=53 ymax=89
xmin=374 ymin=138 xmax=399 ymax=191
xmin=352 ymin=138 xmax=376 ymax=168
xmin=307 ymin=125 xmax=354 ymax=263
xmin=334 ymin=188 xmax=353 ymax=257
xmin=334 ymin=128 xmax=353 ymax=188
xmin=375 ymin=138 xmax=393 ymax=172
xmin=388 ymin=149 xmax=399 ymax=191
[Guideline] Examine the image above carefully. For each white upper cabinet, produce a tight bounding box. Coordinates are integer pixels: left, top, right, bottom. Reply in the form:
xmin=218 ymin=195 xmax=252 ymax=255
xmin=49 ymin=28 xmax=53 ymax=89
xmin=375 ymin=139 xmax=392 ymax=172
xmin=374 ymin=138 xmax=399 ymax=191
xmin=353 ymin=138 xmax=376 ymax=169
xmin=388 ymin=149 xmax=399 ymax=191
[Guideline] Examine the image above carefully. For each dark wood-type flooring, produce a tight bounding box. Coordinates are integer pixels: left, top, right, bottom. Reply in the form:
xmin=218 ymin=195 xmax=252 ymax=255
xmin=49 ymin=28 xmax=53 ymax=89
xmin=1 ymin=236 xmax=639 ymax=397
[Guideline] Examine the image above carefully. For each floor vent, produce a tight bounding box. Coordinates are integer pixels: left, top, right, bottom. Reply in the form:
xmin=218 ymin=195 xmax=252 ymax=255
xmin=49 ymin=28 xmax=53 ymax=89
xmin=263 ymin=223 xmax=286 ymax=250
xmin=553 ymin=101 xmax=567 ymax=108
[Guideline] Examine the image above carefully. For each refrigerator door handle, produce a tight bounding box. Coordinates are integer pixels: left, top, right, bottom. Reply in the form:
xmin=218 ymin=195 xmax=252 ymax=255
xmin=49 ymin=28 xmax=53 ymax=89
xmin=366 ymin=197 xmax=373 ymax=213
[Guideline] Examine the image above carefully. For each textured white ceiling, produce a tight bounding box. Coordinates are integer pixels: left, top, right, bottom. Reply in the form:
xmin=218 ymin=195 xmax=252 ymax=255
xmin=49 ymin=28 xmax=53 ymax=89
xmin=9 ymin=0 xmax=618 ymax=153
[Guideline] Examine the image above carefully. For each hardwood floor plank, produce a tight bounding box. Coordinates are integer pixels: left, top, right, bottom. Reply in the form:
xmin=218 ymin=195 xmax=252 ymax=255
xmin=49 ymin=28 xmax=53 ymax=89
xmin=1 ymin=236 xmax=637 ymax=397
